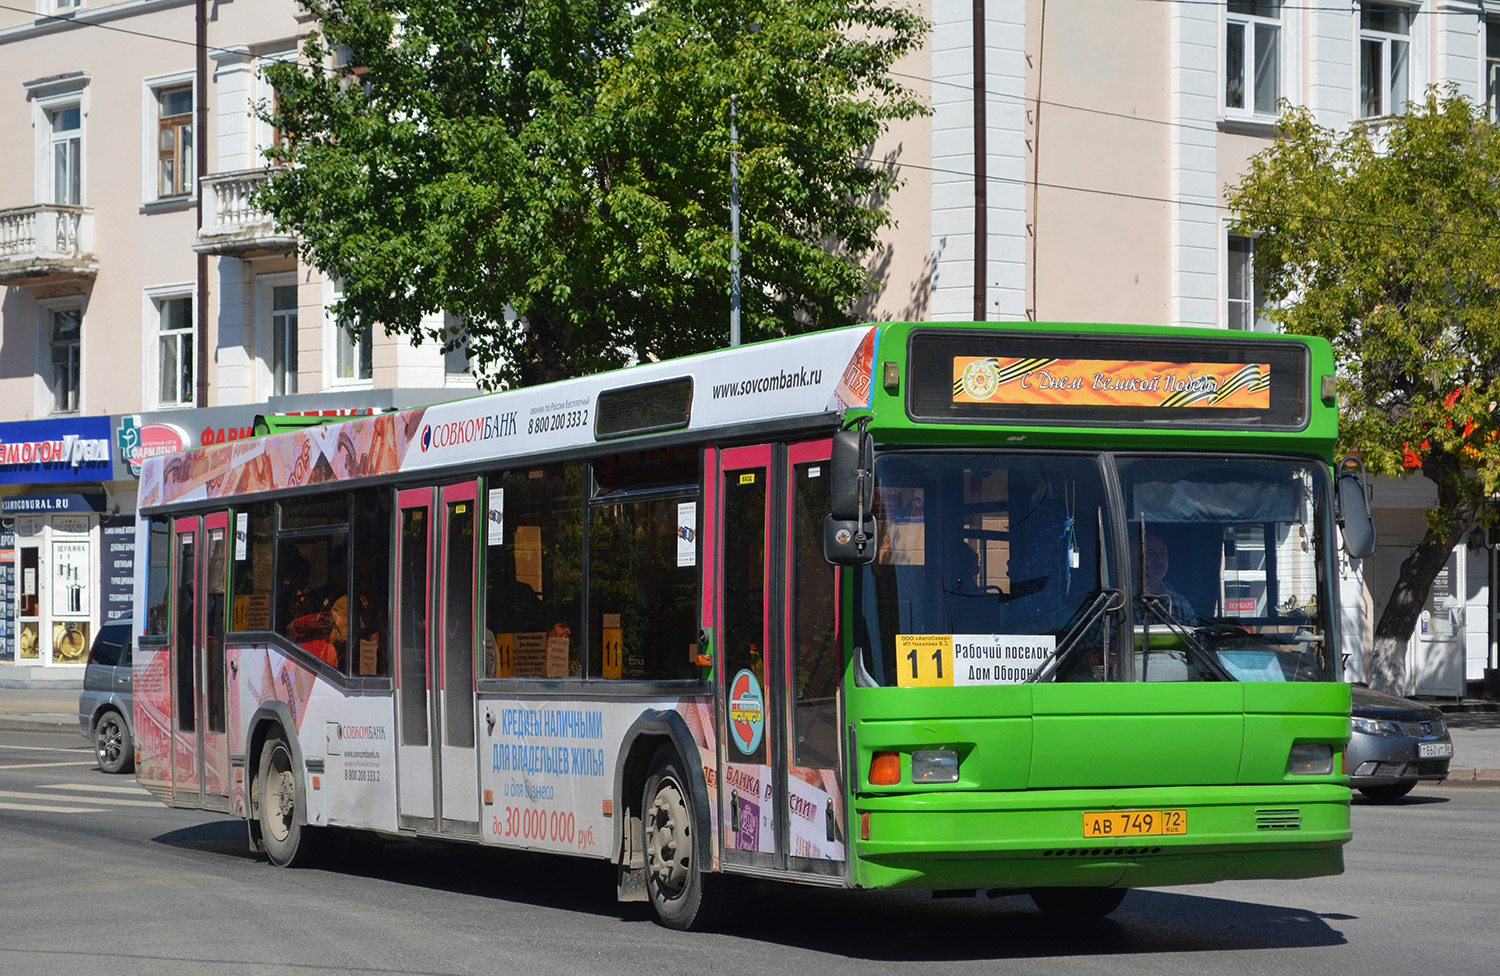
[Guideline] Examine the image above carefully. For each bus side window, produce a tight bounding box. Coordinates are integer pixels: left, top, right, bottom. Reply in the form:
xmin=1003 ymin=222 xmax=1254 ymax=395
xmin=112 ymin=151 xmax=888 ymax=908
xmin=588 ymin=493 xmax=698 ymax=681
xmin=483 ymin=463 xmax=583 ymax=679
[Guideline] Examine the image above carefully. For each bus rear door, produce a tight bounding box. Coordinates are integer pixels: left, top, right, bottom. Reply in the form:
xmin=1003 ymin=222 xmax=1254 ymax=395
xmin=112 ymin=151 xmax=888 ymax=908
xmin=710 ymin=441 xmax=846 ymax=880
xmin=166 ymin=513 xmax=231 ymax=809
xmin=394 ymin=484 xmax=481 ymax=835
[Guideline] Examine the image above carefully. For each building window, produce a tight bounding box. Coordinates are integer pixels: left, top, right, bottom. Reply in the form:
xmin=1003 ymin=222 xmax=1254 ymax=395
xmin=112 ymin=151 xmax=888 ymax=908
xmin=157 ymin=86 xmax=193 ymax=198
xmin=155 ymin=295 xmax=193 ymax=406
xmin=443 ymin=312 xmax=473 ymax=380
xmin=335 ymin=320 xmax=372 ymax=381
xmin=49 ymin=105 xmax=81 ymax=205
xmin=1488 ymin=22 xmax=1500 ymax=124
xmin=1225 ymin=1 xmax=1280 ymax=116
xmin=1227 ymin=234 xmax=1273 ymax=332
xmin=47 ymin=306 xmax=82 ymax=413
xmin=271 ymin=283 xmax=299 ymax=395
xmin=1359 ymin=4 xmax=1410 ymax=118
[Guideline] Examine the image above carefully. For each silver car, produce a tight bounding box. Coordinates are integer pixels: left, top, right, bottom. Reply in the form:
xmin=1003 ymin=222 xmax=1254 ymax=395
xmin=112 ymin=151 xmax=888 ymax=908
xmin=1346 ymin=684 xmax=1453 ymax=801
xmin=77 ymin=623 xmax=134 ymax=774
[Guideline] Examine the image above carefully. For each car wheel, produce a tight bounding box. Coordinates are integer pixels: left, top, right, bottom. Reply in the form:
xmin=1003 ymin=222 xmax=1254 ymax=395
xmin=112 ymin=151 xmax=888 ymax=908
xmin=642 ymin=746 xmax=719 ymax=931
xmin=1030 ymin=886 xmax=1129 ymax=918
xmin=257 ymin=735 xmax=324 ymax=867
xmin=92 ymin=710 xmax=133 ymax=774
xmin=1358 ymin=781 xmax=1416 ymax=802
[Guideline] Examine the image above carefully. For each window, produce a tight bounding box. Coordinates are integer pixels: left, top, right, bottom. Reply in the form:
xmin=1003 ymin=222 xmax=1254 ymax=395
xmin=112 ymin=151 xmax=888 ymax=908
xmin=1227 ymin=234 xmax=1272 ymax=332
xmin=335 ymin=321 xmax=372 ymax=381
xmin=155 ymin=294 xmax=193 ymax=406
xmin=483 ymin=464 xmax=583 ymax=678
xmin=46 ymin=305 xmax=81 ymax=413
xmin=157 ymin=85 xmax=193 ymax=198
xmin=1360 ymin=4 xmax=1410 ymax=118
xmin=1225 ymin=0 xmax=1280 ymax=116
xmin=49 ymin=105 xmax=81 ymax=205
xmin=1488 ymin=21 xmax=1500 ymax=123
xmin=444 ymin=313 xmax=473 ymax=380
xmin=271 ymin=283 xmax=298 ymax=395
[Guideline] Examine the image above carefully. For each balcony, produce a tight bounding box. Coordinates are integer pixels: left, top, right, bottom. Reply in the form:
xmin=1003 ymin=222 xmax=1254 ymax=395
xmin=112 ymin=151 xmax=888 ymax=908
xmin=194 ymin=168 xmax=296 ymax=256
xmin=0 ymin=204 xmax=97 ymax=285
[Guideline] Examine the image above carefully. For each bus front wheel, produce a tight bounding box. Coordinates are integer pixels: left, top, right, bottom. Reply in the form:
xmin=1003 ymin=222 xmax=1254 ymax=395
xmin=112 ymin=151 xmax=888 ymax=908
xmin=642 ymin=746 xmax=718 ymax=930
xmin=258 ymin=735 xmax=321 ymax=867
xmin=1030 ymin=886 xmax=1128 ymax=918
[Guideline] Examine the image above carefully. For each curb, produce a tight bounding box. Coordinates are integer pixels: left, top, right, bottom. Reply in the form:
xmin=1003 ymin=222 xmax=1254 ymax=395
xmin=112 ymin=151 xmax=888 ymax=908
xmin=0 ymin=718 xmax=80 ymax=736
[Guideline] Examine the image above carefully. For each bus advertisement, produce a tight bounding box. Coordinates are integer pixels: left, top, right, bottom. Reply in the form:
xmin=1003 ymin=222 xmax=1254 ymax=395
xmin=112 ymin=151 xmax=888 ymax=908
xmin=132 ymin=322 xmax=1373 ymax=929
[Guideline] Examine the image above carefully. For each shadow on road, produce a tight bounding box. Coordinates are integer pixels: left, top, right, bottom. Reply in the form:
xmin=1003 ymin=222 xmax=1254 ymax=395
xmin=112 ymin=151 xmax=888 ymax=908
xmin=150 ymin=821 xmax=1348 ymax=960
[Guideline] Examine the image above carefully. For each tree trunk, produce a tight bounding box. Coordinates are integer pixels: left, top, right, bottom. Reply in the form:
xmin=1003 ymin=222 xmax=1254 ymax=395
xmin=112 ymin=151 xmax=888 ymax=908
xmin=1367 ymin=451 xmax=1479 ymax=695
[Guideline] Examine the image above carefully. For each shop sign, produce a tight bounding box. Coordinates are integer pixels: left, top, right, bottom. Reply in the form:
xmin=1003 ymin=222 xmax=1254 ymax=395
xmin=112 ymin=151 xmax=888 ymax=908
xmin=1 ymin=493 xmax=105 ymax=515
xmin=117 ymin=415 xmax=191 ymax=478
xmin=0 ymin=417 xmax=114 ymax=484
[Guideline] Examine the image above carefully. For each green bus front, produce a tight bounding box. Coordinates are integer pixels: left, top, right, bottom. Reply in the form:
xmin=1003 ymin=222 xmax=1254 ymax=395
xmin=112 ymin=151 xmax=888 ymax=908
xmin=841 ymin=324 xmax=1352 ymax=895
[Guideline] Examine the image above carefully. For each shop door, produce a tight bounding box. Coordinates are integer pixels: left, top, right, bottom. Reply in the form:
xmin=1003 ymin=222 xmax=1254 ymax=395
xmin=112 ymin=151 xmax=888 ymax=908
xmin=394 ymin=485 xmax=481 ymax=834
xmin=709 ymin=441 xmax=846 ymax=877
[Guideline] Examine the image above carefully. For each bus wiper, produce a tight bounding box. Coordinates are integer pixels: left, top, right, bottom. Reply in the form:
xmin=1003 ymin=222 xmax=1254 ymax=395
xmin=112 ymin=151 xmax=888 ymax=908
xmin=1140 ymin=599 xmax=1236 ymax=682
xmin=1029 ymin=586 xmax=1124 ymax=683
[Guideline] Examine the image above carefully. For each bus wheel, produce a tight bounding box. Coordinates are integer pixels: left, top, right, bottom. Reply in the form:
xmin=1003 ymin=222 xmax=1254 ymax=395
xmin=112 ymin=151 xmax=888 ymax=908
xmin=642 ymin=747 xmax=717 ymax=930
xmin=1030 ymin=886 xmax=1128 ymax=918
xmin=258 ymin=736 xmax=320 ymax=867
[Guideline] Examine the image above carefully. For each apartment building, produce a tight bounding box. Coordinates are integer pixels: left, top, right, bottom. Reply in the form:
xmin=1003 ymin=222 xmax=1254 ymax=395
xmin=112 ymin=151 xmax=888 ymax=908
xmin=1 ymin=0 xmax=1494 ymax=693
xmin=0 ymin=0 xmax=473 ymax=671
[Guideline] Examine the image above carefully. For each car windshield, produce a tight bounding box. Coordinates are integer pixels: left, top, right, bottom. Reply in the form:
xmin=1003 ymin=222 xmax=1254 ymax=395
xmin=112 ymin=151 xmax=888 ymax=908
xmin=854 ymin=452 xmax=1337 ymax=686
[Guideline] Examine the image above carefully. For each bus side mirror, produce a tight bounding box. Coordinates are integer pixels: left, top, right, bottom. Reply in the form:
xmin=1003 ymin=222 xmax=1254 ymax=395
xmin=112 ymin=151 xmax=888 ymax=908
xmin=1336 ymin=457 xmax=1377 ymax=560
xmin=825 ymin=426 xmax=878 ymax=566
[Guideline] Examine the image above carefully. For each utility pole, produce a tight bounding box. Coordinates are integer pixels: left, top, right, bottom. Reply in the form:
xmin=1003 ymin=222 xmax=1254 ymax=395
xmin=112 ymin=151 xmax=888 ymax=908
xmin=729 ymin=94 xmax=741 ymax=347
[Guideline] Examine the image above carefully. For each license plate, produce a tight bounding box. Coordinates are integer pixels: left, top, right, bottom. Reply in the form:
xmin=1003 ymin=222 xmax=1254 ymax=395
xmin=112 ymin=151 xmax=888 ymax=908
xmin=1082 ymin=809 xmax=1187 ymax=838
xmin=1419 ymin=741 xmax=1453 ymax=759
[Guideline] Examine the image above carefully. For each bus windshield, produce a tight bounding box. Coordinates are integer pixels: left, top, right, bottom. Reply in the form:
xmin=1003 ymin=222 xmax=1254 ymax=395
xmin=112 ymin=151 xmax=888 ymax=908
xmin=855 ymin=452 xmax=1336 ymax=686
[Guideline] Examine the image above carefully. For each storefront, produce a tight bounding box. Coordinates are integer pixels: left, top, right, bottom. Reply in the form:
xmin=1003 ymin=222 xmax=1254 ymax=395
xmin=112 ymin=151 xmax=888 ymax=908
xmin=0 ymin=415 xmax=117 ymax=668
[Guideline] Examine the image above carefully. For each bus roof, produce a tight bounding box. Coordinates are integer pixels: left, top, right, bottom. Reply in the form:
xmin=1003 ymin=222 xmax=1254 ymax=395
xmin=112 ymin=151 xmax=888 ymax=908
xmin=137 ymin=322 xmax=1336 ymax=512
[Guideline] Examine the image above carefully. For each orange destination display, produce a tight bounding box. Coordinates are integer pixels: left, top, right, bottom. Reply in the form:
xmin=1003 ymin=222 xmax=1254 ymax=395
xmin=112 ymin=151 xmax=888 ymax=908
xmin=952 ymin=356 xmax=1272 ymax=410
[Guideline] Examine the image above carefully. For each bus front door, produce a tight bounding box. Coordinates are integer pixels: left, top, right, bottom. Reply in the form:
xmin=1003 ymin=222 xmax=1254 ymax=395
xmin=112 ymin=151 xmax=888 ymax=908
xmin=394 ymin=485 xmax=481 ymax=835
xmin=167 ymin=514 xmax=231 ymax=810
xmin=711 ymin=441 xmax=846 ymax=879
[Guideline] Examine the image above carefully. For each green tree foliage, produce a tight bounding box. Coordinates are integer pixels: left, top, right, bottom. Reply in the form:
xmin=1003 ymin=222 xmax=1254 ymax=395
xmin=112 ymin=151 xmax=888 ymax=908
xmin=1228 ymin=90 xmax=1500 ymax=692
xmin=258 ymin=0 xmax=927 ymax=388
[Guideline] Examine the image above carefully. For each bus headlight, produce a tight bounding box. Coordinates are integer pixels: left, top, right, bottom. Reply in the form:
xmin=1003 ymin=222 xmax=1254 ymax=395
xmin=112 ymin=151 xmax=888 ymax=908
xmin=911 ymin=749 xmax=959 ymax=784
xmin=1286 ymin=743 xmax=1334 ymax=776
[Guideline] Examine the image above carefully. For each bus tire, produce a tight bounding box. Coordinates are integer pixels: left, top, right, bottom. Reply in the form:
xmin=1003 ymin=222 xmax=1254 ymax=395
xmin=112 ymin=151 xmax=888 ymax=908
xmin=642 ymin=746 xmax=718 ymax=930
xmin=258 ymin=735 xmax=321 ymax=867
xmin=1030 ymin=886 xmax=1128 ymax=918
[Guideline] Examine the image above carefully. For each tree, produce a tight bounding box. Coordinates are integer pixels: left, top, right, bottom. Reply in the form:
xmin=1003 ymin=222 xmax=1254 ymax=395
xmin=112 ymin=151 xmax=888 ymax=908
xmin=1227 ymin=89 xmax=1500 ymax=693
xmin=257 ymin=0 xmax=928 ymax=389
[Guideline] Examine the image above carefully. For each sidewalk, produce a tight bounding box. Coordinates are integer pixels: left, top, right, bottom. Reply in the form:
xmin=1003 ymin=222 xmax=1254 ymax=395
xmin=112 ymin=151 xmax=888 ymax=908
xmin=2 ymin=666 xmax=1497 ymax=786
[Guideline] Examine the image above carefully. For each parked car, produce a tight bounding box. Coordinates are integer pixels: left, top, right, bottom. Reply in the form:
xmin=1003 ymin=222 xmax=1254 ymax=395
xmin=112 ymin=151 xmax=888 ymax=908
xmin=1346 ymin=684 xmax=1453 ymax=801
xmin=77 ymin=623 xmax=134 ymax=774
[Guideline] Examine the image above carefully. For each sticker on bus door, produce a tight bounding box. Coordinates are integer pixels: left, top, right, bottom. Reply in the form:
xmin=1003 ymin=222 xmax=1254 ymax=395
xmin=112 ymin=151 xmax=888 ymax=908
xmin=894 ymin=634 xmax=1056 ymax=687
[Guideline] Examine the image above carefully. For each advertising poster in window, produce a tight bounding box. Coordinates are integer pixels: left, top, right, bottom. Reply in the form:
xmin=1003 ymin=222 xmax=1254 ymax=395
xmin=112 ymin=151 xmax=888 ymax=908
xmin=0 ymin=518 xmax=13 ymax=662
xmin=50 ymin=539 xmax=90 ymax=618
xmin=100 ymin=514 xmax=135 ymax=624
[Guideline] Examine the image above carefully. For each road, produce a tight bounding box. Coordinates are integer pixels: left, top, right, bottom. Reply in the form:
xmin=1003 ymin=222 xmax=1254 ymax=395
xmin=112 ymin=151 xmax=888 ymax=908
xmin=1 ymin=728 xmax=1494 ymax=976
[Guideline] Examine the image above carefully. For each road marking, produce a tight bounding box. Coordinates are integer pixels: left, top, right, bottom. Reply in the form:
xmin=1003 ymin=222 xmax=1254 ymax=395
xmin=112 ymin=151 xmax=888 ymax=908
xmin=0 ymin=789 xmax=160 ymax=808
xmin=0 ymin=744 xmax=92 ymax=754
xmin=41 ymin=783 xmax=155 ymax=796
xmin=0 ymin=761 xmax=97 ymax=769
xmin=0 ymin=801 xmax=105 ymax=814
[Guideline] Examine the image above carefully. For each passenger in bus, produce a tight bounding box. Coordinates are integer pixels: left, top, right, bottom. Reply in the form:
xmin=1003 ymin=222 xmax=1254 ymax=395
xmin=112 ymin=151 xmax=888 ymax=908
xmin=276 ymin=551 xmax=312 ymax=629
xmin=1142 ymin=533 xmax=1198 ymax=626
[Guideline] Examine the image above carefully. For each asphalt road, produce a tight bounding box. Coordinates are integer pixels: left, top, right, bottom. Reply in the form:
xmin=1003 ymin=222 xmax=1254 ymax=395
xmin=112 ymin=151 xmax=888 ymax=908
xmin=1 ymin=728 xmax=1495 ymax=976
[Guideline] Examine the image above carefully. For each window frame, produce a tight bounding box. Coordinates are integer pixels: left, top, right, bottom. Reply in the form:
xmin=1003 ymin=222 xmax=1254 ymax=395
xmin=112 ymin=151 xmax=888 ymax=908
xmin=1358 ymin=2 xmax=1412 ymax=119
xmin=146 ymin=283 xmax=195 ymax=408
xmin=141 ymin=71 xmax=196 ymax=205
xmin=256 ymin=272 xmax=300 ymax=398
xmin=326 ymin=278 xmax=373 ymax=386
xmin=37 ymin=296 xmax=84 ymax=416
xmin=1224 ymin=229 xmax=1274 ymax=333
xmin=28 ymin=77 xmax=88 ymax=207
xmin=1487 ymin=20 xmax=1500 ymax=124
xmin=1223 ymin=0 xmax=1282 ymax=119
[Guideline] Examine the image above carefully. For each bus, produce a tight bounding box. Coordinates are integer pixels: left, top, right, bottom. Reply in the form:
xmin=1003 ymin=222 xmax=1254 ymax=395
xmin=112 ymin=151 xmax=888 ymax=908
xmin=131 ymin=321 xmax=1373 ymax=930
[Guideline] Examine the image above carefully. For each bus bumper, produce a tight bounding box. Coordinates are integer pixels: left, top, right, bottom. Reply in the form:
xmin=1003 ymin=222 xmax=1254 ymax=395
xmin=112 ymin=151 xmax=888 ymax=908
xmin=850 ymin=783 xmax=1350 ymax=891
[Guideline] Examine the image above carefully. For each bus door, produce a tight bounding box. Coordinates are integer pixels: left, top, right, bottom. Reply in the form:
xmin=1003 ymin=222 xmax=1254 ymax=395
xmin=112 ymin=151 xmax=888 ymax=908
xmin=168 ymin=514 xmax=231 ymax=809
xmin=394 ymin=485 xmax=481 ymax=834
xmin=710 ymin=441 xmax=846 ymax=878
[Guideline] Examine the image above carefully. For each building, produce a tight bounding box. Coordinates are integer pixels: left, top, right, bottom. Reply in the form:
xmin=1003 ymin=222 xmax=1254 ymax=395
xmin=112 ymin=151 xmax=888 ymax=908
xmin=0 ymin=0 xmax=475 ymax=673
xmin=857 ymin=0 xmax=1497 ymax=696
xmin=2 ymin=0 xmax=1493 ymax=694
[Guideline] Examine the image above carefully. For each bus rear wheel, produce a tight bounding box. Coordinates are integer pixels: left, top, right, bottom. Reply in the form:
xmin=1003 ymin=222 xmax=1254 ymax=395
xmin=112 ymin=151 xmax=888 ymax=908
xmin=258 ymin=735 xmax=322 ymax=867
xmin=642 ymin=747 xmax=717 ymax=930
xmin=1030 ymin=886 xmax=1128 ymax=918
